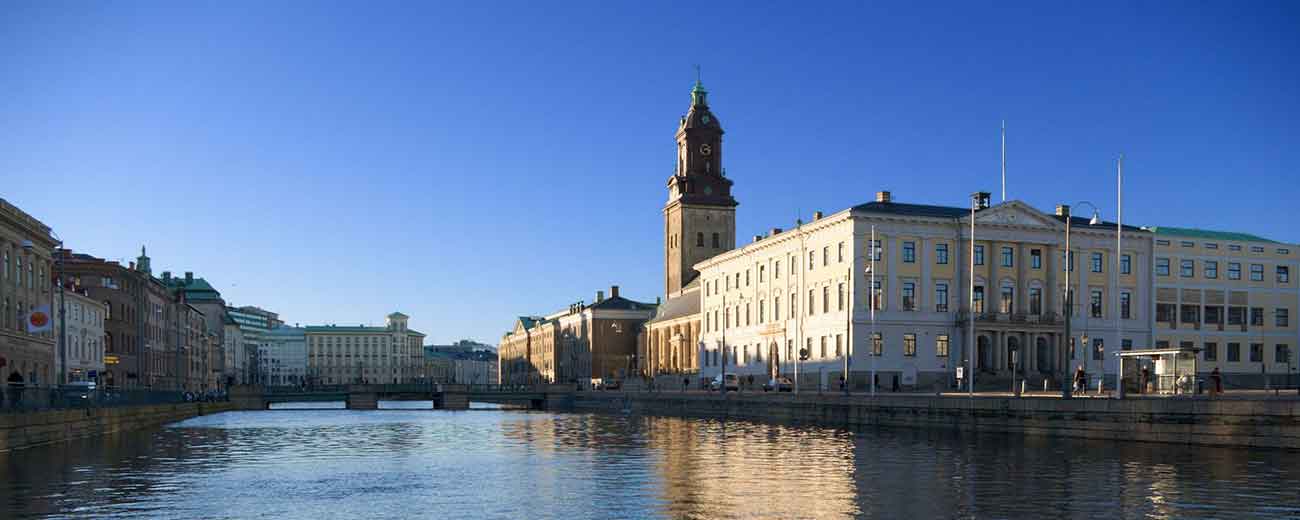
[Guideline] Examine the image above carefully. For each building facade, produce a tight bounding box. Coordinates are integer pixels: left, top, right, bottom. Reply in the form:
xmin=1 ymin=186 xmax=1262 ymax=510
xmin=56 ymin=289 xmax=107 ymax=383
xmin=1148 ymin=227 xmax=1298 ymax=387
xmin=305 ymin=312 xmax=426 ymax=385
xmin=59 ymin=249 xmax=147 ymax=388
xmin=499 ymin=286 xmax=656 ymax=386
xmin=262 ymin=326 xmax=307 ymax=387
xmin=227 ymin=305 xmax=277 ymax=385
xmin=1 ymin=198 xmax=58 ymax=387
xmin=696 ymin=192 xmax=1153 ymax=391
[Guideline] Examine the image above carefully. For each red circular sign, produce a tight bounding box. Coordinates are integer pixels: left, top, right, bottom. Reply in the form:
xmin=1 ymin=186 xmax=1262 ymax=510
xmin=28 ymin=311 xmax=49 ymax=328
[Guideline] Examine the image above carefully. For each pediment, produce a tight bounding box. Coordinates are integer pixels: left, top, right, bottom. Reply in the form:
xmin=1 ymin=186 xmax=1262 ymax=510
xmin=971 ymin=201 xmax=1062 ymax=230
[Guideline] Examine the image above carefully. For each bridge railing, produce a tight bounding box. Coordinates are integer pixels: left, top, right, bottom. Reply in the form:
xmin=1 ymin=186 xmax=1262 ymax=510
xmin=1 ymin=385 xmax=212 ymax=414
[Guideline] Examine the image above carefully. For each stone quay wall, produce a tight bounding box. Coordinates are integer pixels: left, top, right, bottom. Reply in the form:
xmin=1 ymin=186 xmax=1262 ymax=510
xmin=0 ymin=402 xmax=236 ymax=453
xmin=568 ymin=392 xmax=1300 ymax=450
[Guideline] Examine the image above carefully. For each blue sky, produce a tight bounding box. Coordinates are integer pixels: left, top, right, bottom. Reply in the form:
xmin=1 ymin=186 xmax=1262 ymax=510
xmin=3 ymin=1 xmax=1297 ymax=343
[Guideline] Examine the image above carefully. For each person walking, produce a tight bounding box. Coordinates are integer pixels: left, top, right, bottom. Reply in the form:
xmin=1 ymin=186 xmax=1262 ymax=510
xmin=1211 ymin=367 xmax=1223 ymax=397
xmin=1073 ymin=365 xmax=1086 ymax=394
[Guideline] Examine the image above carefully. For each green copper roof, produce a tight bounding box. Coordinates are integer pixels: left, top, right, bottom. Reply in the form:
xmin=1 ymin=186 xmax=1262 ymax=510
xmin=1146 ymin=226 xmax=1279 ymax=244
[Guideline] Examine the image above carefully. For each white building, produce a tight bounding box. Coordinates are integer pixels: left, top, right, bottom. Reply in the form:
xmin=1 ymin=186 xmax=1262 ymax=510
xmin=696 ymin=191 xmax=1152 ymax=392
xmin=56 ymin=289 xmax=107 ymax=383
xmin=261 ymin=326 xmax=307 ymax=387
xmin=306 ymin=312 xmax=426 ymax=385
xmin=222 ymin=316 xmax=246 ymax=385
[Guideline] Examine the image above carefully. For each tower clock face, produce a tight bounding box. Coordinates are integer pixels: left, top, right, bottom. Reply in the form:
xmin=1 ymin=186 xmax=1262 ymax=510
xmin=699 ymin=143 xmax=712 ymax=156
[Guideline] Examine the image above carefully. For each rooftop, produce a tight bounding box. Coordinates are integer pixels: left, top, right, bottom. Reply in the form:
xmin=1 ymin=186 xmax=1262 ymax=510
xmin=1145 ymin=226 xmax=1280 ymax=244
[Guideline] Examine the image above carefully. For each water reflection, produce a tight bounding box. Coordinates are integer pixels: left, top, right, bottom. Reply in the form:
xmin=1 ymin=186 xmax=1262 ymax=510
xmin=1 ymin=409 xmax=1298 ymax=519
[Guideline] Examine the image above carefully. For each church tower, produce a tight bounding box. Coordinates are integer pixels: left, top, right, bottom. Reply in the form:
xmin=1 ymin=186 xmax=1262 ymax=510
xmin=664 ymin=77 xmax=737 ymax=296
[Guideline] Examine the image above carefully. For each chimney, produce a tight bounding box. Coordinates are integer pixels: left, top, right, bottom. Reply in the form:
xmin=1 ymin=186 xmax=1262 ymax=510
xmin=753 ymin=234 xmax=764 ymax=242
xmin=596 ymin=290 xmax=605 ymax=302
xmin=876 ymin=191 xmax=892 ymax=203
xmin=185 ymin=272 xmax=193 ymax=284
xmin=162 ymin=271 xmax=171 ymax=281
xmin=610 ymin=285 xmax=619 ymax=298
xmin=1055 ymin=204 xmax=1070 ymax=217
xmin=972 ymin=192 xmax=991 ymax=210
xmin=129 ymin=261 xmax=135 ymax=270
xmin=813 ymin=211 xmax=824 ymax=220
xmin=770 ymin=228 xmax=782 ymax=236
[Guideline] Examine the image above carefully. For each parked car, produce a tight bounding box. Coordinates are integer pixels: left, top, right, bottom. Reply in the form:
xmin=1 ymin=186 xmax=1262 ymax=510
xmin=762 ymin=376 xmax=794 ymax=392
xmin=710 ymin=373 xmax=740 ymax=392
xmin=58 ymin=381 xmax=97 ymax=406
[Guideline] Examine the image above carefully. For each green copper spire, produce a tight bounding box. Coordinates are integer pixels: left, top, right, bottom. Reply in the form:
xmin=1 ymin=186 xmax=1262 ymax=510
xmin=690 ymin=65 xmax=708 ymax=106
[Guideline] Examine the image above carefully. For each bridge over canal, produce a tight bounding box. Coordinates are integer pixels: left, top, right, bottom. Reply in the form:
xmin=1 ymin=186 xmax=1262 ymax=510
xmin=230 ymin=384 xmax=576 ymax=411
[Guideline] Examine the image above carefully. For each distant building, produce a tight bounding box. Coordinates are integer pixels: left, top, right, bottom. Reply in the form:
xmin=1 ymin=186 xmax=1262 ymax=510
xmin=262 ymin=326 xmax=307 ymax=386
xmin=499 ymin=286 xmax=656 ymax=386
xmin=305 ymin=312 xmax=426 ymax=385
xmin=226 ymin=305 xmax=277 ymax=385
xmin=55 ymin=288 xmax=107 ymax=383
xmin=423 ymin=346 xmax=497 ymax=385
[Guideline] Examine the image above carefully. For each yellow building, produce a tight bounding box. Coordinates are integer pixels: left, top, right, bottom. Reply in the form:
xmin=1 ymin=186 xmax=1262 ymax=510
xmin=1148 ymin=227 xmax=1298 ymax=386
xmin=305 ymin=312 xmax=426 ymax=385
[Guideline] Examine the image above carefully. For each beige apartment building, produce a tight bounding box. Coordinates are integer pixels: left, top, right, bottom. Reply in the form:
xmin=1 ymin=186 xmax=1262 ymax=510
xmin=0 ymin=198 xmax=58 ymax=387
xmin=696 ymin=192 xmax=1153 ymax=391
xmin=1148 ymin=227 xmax=1298 ymax=386
xmin=305 ymin=312 xmax=426 ymax=385
xmin=499 ymin=286 xmax=656 ymax=386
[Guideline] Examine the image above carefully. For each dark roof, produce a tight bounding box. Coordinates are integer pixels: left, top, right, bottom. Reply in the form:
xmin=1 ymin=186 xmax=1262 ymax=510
xmin=589 ymin=295 xmax=657 ymax=312
xmin=1145 ymin=226 xmax=1278 ymax=243
xmin=852 ymin=201 xmax=968 ymax=219
xmin=647 ymin=288 xmax=700 ymax=325
xmin=1051 ymin=215 xmax=1147 ymax=233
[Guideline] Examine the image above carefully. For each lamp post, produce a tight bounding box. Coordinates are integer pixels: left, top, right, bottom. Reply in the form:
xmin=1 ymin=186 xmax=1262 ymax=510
xmin=1061 ymin=201 xmax=1101 ymax=399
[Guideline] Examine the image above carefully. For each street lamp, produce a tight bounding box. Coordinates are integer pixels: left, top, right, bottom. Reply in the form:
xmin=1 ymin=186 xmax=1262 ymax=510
xmin=1061 ymin=201 xmax=1100 ymax=399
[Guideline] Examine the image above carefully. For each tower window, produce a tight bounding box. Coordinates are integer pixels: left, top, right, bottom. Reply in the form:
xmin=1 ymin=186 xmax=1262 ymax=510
xmin=697 ymin=232 xmax=704 ymax=247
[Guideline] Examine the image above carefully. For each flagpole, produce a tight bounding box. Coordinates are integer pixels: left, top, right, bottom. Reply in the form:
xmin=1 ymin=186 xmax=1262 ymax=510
xmin=1001 ymin=120 xmax=1007 ymax=202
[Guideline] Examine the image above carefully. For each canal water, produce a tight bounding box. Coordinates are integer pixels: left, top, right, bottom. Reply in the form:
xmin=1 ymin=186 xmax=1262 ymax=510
xmin=2 ymin=402 xmax=1299 ymax=519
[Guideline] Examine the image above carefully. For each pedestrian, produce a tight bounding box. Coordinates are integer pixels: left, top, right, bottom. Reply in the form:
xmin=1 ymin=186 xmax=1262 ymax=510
xmin=683 ymin=377 xmax=689 ymax=392
xmin=8 ymin=371 xmax=25 ymax=409
xmin=1073 ymin=365 xmax=1086 ymax=394
xmin=1211 ymin=366 xmax=1223 ymax=396
xmin=1140 ymin=365 xmax=1150 ymax=394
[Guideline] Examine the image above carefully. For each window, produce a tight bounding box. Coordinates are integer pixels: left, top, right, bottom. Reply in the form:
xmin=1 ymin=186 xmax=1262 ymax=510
xmin=871 ymin=333 xmax=882 ymax=356
xmin=745 ymin=303 xmax=751 ymax=326
xmin=1229 ymin=263 xmax=1241 ymax=280
xmin=1029 ymin=287 xmax=1042 ymax=315
xmin=808 ymin=290 xmax=815 ymax=316
xmin=1180 ymin=259 xmax=1194 ymax=277
xmin=837 ymin=283 xmax=845 ymax=311
xmin=1278 ymin=266 xmax=1290 ymax=283
xmin=712 ymin=233 xmax=720 ymax=248
xmin=790 ymin=292 xmax=796 ymax=318
xmin=1279 ymin=248 xmax=1292 ymax=255
xmin=1121 ymin=254 xmax=1131 ymax=274
xmin=1156 ymin=258 xmax=1170 ymax=276
xmin=835 ymin=334 xmax=843 ymax=357
xmin=1120 ymin=291 xmax=1131 ymax=319
xmin=1227 ymin=343 xmax=1241 ymax=362
xmin=1180 ymin=304 xmax=1199 ymax=324
xmin=759 ymin=265 xmax=765 ymax=282
xmin=1122 ymin=339 xmax=1132 ymax=351
xmin=1206 ymin=243 xmax=1218 ymax=250
xmin=838 ymin=242 xmax=844 ymax=263
xmin=1252 ymin=246 xmax=1265 ymax=253
xmin=1181 ymin=241 xmax=1194 ymax=248
xmin=1250 ymin=264 xmax=1264 ymax=281
xmin=1277 ymin=345 xmax=1291 ymax=364
xmin=1205 ymin=261 xmax=1218 ymax=279
xmin=823 ymin=246 xmax=829 ymax=266
xmin=1000 ymin=286 xmax=1014 ymax=314
xmin=936 ymin=335 xmax=950 ymax=357
xmin=903 ymin=241 xmax=916 ymax=263
xmin=1205 ymin=306 xmax=1222 ymax=325
xmin=1066 ymin=251 xmax=1075 ymax=272
xmin=696 ymin=232 xmax=704 ymax=246
xmin=745 ymin=270 xmax=751 ymax=286
xmin=1001 ymin=247 xmax=1014 ymax=267
xmin=1229 ymin=244 xmax=1242 ymax=251
xmin=974 ymin=245 xmax=985 ymax=265
xmin=1156 ymin=240 xmax=1171 ymax=246
xmin=870 ymin=281 xmax=882 ymax=311
xmin=773 ymin=296 xmax=781 ymax=320
xmin=935 ymin=283 xmax=949 ymax=313
xmin=1091 ymin=252 xmax=1103 ymax=273
xmin=1250 ymin=343 xmax=1263 ymax=363
xmin=822 ymin=286 xmax=829 ymax=313
xmin=775 ymin=260 xmax=781 ymax=279
xmin=1090 ymin=290 xmax=1103 ymax=318
xmin=1278 ymin=308 xmax=1289 ymax=327
xmin=902 ymin=283 xmax=916 ymax=311
xmin=809 ymin=251 xmax=815 ymax=270
xmin=936 ymin=244 xmax=949 ymax=264
xmin=870 ymin=240 xmax=882 ymax=261
xmin=973 ymin=286 xmax=985 ymax=314
xmin=1031 ymin=249 xmax=1042 ymax=269
xmin=903 ymin=333 xmax=916 ymax=357
xmin=820 ymin=336 xmax=827 ymax=358
xmin=1092 ymin=338 xmax=1104 ymax=361
xmin=1201 ymin=342 xmax=1217 ymax=361
xmin=1251 ymin=307 xmax=1264 ymax=326
xmin=1228 ymin=307 xmax=1245 ymax=326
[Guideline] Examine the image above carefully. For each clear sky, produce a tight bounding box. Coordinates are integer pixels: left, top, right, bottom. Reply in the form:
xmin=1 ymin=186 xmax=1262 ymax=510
xmin=3 ymin=1 xmax=1297 ymax=344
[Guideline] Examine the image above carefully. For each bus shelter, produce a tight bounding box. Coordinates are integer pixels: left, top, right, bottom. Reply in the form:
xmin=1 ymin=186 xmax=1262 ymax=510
xmin=1116 ymin=346 xmax=1200 ymax=398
